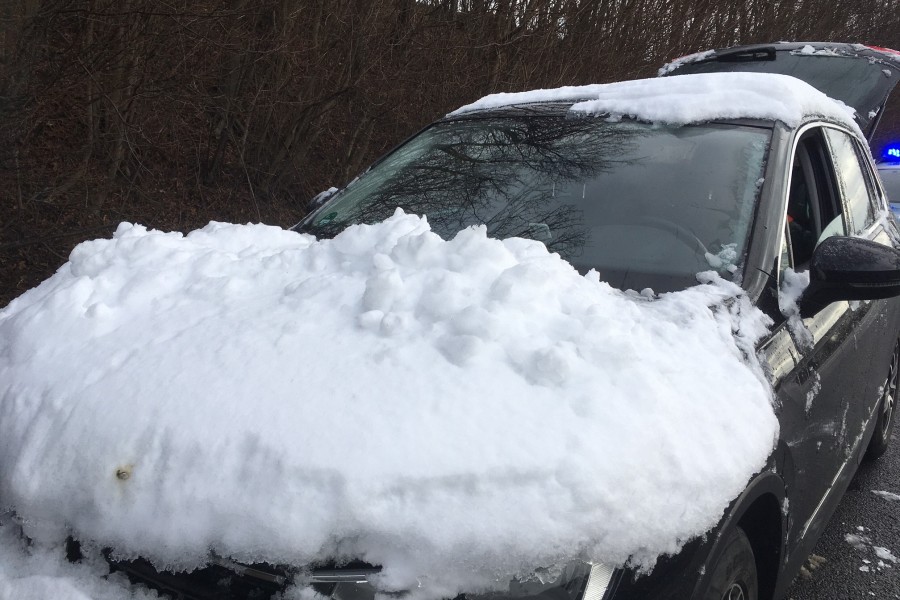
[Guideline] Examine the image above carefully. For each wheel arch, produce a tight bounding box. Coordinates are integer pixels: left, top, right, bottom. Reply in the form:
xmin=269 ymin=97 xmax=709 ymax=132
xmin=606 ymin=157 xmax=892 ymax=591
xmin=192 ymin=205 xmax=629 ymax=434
xmin=738 ymin=491 xmax=783 ymax=600
xmin=692 ymin=470 xmax=786 ymax=600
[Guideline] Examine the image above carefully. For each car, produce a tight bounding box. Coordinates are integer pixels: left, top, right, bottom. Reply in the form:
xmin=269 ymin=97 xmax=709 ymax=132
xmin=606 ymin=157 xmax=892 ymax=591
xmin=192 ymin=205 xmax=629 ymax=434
xmin=876 ymin=143 xmax=900 ymax=217
xmin=5 ymin=43 xmax=900 ymax=600
xmin=878 ymin=161 xmax=900 ymax=217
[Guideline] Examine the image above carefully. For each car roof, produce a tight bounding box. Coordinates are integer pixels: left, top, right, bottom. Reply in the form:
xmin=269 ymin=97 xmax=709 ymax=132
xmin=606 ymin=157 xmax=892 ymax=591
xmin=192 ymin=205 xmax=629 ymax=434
xmin=660 ymin=41 xmax=900 ymax=140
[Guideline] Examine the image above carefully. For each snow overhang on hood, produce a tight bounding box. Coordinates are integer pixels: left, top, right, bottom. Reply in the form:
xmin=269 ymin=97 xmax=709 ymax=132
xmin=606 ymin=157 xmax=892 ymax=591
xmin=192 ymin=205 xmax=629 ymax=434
xmin=0 ymin=211 xmax=778 ymax=599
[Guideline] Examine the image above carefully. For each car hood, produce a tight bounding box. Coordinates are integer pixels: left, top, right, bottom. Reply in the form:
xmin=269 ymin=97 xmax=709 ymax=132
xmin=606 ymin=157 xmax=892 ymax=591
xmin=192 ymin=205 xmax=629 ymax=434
xmin=661 ymin=42 xmax=900 ymax=140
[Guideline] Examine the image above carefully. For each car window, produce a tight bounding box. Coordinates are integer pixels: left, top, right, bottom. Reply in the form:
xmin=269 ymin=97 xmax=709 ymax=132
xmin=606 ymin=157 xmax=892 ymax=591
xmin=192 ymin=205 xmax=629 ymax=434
xmin=824 ymin=128 xmax=878 ymax=234
xmin=784 ymin=129 xmax=847 ymax=270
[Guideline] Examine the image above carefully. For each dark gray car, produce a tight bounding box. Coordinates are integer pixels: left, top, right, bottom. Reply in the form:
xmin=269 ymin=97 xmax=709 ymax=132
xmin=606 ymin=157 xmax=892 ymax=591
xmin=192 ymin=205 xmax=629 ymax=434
xmin=62 ymin=42 xmax=900 ymax=600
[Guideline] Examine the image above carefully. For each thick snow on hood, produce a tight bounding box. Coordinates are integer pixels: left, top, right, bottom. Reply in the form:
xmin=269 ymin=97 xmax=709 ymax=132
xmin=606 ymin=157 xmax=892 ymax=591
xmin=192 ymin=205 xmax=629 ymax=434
xmin=0 ymin=211 xmax=777 ymax=598
xmin=451 ymin=72 xmax=860 ymax=135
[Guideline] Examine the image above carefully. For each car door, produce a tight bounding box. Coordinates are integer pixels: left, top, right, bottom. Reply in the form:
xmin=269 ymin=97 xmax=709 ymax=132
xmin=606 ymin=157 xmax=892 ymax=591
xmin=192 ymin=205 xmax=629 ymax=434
xmin=773 ymin=124 xmax=880 ymax=549
xmin=823 ymin=126 xmax=891 ymax=423
xmin=824 ymin=125 xmax=900 ymax=449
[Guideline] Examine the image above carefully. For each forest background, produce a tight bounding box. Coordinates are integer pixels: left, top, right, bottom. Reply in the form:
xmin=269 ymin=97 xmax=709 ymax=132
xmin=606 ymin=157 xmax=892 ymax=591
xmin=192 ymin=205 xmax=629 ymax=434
xmin=2 ymin=0 xmax=899 ymax=307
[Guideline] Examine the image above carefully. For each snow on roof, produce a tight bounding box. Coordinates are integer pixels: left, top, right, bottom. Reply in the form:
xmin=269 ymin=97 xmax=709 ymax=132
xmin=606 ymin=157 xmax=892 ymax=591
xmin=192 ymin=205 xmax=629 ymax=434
xmin=0 ymin=211 xmax=778 ymax=598
xmin=792 ymin=44 xmax=840 ymax=57
xmin=657 ymin=49 xmax=715 ymax=76
xmin=450 ymin=72 xmax=860 ymax=133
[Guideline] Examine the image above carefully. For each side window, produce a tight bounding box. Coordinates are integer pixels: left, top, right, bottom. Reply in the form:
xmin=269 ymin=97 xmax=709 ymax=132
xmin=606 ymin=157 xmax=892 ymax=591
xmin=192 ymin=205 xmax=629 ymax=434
xmin=784 ymin=130 xmax=847 ymax=271
xmin=824 ymin=128 xmax=877 ymax=234
xmin=859 ymin=150 xmax=890 ymax=214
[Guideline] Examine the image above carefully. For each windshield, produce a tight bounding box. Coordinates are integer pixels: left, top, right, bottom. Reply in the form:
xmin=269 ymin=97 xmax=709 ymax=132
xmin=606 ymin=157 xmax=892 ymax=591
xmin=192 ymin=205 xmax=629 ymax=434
xmin=299 ymin=115 xmax=771 ymax=292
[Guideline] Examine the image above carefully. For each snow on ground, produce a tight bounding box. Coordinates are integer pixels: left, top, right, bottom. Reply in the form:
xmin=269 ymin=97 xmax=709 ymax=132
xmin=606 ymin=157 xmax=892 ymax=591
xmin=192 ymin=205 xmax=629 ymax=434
xmin=872 ymin=490 xmax=900 ymax=502
xmin=450 ymin=73 xmax=860 ymax=136
xmin=845 ymin=528 xmax=898 ymax=573
xmin=874 ymin=546 xmax=898 ymax=564
xmin=0 ymin=210 xmax=778 ymax=598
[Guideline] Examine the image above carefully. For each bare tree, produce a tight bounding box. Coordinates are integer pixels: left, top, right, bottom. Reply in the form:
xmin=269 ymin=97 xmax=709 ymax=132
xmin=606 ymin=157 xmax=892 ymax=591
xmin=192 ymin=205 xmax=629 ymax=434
xmin=2 ymin=0 xmax=899 ymax=306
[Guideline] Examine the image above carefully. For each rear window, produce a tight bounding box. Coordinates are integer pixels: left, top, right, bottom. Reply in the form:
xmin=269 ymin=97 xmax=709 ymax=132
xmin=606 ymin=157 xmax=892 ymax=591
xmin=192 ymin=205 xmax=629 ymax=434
xmin=299 ymin=115 xmax=771 ymax=293
xmin=672 ymin=54 xmax=881 ymax=119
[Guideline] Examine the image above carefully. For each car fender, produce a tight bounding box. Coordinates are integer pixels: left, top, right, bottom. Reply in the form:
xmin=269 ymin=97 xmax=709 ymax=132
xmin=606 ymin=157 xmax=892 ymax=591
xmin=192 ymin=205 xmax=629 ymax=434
xmin=689 ymin=468 xmax=787 ymax=600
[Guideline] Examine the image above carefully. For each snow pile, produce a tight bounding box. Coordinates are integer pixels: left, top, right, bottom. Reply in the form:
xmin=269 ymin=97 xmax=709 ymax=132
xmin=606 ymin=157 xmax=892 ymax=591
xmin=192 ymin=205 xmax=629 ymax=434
xmin=0 ymin=211 xmax=778 ymax=597
xmin=450 ymin=73 xmax=860 ymax=135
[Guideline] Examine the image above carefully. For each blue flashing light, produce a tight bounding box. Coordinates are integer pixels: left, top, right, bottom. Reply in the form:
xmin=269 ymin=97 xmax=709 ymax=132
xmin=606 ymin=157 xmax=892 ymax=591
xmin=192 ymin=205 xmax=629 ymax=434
xmin=884 ymin=143 xmax=900 ymax=162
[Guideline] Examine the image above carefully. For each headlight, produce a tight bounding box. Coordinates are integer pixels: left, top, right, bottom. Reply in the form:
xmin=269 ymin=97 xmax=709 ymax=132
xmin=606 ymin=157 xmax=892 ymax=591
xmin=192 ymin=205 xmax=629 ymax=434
xmin=501 ymin=561 xmax=617 ymax=600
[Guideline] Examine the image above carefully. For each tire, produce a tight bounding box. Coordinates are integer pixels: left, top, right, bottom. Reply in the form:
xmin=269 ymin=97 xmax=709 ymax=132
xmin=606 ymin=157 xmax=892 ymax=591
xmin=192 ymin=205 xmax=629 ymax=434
xmin=700 ymin=527 xmax=758 ymax=600
xmin=865 ymin=341 xmax=899 ymax=461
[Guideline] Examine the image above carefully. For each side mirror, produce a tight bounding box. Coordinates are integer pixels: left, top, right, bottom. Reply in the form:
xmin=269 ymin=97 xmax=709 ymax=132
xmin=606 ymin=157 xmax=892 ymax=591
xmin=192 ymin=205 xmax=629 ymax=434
xmin=800 ymin=236 xmax=900 ymax=317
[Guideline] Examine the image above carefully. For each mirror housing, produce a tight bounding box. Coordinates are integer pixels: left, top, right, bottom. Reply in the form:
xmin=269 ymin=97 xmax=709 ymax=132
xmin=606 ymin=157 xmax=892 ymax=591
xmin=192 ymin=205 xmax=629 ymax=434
xmin=800 ymin=236 xmax=900 ymax=317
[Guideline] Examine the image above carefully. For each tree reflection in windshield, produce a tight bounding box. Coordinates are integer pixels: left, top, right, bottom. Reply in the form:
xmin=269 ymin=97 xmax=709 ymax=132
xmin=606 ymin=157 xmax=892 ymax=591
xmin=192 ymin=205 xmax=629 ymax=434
xmin=300 ymin=112 xmax=770 ymax=293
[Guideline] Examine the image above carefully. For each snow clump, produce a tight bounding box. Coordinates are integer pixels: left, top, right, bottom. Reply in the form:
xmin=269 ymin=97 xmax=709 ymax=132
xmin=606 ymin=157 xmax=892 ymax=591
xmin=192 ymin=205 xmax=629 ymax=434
xmin=656 ymin=49 xmax=716 ymax=76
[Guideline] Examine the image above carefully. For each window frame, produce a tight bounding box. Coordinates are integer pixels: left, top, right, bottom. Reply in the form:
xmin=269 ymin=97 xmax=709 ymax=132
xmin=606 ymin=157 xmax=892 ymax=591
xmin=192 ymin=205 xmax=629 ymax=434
xmin=779 ymin=124 xmax=849 ymax=274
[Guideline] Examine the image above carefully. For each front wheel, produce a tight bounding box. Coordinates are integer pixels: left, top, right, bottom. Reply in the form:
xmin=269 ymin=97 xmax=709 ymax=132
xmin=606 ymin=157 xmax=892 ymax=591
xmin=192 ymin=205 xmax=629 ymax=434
xmin=699 ymin=526 xmax=758 ymax=600
xmin=865 ymin=341 xmax=899 ymax=461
